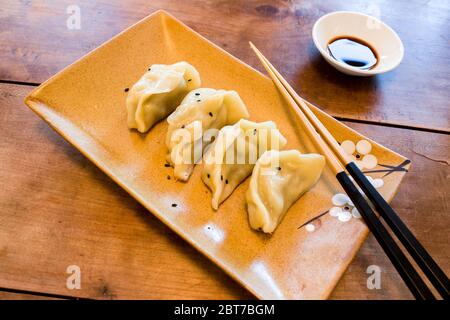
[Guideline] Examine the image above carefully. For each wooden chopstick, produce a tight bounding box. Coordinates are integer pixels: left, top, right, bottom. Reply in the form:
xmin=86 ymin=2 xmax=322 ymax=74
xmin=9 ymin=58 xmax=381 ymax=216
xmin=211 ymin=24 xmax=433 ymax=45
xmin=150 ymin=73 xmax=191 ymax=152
xmin=249 ymin=42 xmax=450 ymax=300
xmin=249 ymin=42 xmax=445 ymax=300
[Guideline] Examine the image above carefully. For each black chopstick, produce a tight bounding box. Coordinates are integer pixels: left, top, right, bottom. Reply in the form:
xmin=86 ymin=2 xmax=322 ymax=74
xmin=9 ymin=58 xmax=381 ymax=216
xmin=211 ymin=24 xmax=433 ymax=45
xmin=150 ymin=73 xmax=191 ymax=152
xmin=336 ymin=171 xmax=436 ymax=300
xmin=346 ymin=162 xmax=450 ymax=299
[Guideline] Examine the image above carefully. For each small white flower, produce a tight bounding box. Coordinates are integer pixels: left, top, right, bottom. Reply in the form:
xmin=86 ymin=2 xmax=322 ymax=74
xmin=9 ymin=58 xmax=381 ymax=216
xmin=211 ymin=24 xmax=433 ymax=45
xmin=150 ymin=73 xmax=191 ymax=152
xmin=330 ymin=194 xmax=360 ymax=222
xmin=329 ymin=174 xmax=383 ymax=223
xmin=331 ymin=192 xmax=365 ymax=221
xmin=340 ymin=139 xmax=378 ymax=170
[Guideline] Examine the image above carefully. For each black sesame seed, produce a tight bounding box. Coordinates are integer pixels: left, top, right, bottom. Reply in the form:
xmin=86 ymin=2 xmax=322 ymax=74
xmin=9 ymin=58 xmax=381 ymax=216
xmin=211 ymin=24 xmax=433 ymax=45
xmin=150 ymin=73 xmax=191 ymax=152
xmin=208 ymin=112 xmax=213 ymax=117
xmin=171 ymin=203 xmax=177 ymax=207
xmin=197 ymin=99 xmax=201 ymax=103
xmin=195 ymin=93 xmax=200 ymax=96
xmin=225 ymin=179 xmax=229 ymax=184
xmin=220 ymin=175 xmax=223 ymax=181
xmin=188 ymin=79 xmax=192 ymax=82
xmin=181 ymin=125 xmax=185 ymax=129
xmin=148 ymin=67 xmax=151 ymax=71
xmin=207 ymin=173 xmax=210 ymax=178
xmin=277 ymin=167 xmax=281 ymax=171
xmin=253 ymin=129 xmax=257 ymax=135
xmin=356 ymin=154 xmax=361 ymax=159
xmin=164 ymin=163 xmax=170 ymax=167
xmin=124 ymin=88 xmax=129 ymax=92
xmin=167 ymin=175 xmax=171 ymax=180
xmin=344 ymin=206 xmax=350 ymax=211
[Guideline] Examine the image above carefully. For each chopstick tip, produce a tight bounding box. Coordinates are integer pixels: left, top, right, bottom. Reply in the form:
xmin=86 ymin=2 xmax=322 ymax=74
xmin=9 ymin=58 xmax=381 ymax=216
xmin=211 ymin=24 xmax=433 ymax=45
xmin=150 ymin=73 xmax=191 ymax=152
xmin=248 ymin=42 xmax=259 ymax=55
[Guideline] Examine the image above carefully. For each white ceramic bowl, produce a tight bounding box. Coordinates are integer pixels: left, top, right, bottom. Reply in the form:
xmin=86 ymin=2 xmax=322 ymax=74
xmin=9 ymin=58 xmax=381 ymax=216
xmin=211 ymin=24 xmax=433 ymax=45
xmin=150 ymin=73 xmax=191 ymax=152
xmin=312 ymin=11 xmax=404 ymax=76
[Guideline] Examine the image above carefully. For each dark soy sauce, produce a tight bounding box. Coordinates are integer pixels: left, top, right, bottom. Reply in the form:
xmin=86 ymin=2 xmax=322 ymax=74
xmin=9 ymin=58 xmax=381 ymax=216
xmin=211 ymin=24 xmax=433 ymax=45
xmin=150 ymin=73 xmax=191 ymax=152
xmin=327 ymin=36 xmax=378 ymax=70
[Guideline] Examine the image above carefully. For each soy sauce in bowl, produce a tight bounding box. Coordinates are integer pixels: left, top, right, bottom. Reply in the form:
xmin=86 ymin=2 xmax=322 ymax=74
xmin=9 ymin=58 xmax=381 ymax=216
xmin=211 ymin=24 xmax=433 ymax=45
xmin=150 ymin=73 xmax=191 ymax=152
xmin=327 ymin=36 xmax=378 ymax=70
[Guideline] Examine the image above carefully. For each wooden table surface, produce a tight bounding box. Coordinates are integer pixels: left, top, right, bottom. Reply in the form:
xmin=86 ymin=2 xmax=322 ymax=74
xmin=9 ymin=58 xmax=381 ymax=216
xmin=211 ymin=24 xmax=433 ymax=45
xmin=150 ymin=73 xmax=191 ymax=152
xmin=0 ymin=0 xmax=448 ymax=300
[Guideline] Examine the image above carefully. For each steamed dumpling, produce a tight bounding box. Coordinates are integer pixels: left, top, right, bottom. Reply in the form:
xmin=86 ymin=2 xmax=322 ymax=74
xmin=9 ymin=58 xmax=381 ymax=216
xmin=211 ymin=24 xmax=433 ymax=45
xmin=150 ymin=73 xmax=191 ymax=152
xmin=246 ymin=150 xmax=325 ymax=233
xmin=202 ymin=119 xmax=287 ymax=210
xmin=126 ymin=61 xmax=201 ymax=133
xmin=166 ymin=88 xmax=249 ymax=181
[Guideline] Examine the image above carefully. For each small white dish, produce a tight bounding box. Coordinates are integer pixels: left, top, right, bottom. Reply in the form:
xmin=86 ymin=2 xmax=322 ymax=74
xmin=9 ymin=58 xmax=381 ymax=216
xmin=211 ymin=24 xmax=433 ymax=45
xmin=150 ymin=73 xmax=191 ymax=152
xmin=312 ymin=11 xmax=404 ymax=76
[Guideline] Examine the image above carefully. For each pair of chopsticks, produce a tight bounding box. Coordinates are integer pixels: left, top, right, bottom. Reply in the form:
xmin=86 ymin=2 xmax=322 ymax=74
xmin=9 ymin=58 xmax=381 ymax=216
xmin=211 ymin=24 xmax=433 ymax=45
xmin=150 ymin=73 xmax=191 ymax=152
xmin=249 ymin=42 xmax=450 ymax=300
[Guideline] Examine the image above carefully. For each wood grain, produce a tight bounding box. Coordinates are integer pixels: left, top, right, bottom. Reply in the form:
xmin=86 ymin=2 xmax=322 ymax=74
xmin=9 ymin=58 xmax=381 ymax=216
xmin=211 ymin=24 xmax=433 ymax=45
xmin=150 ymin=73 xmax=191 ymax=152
xmin=0 ymin=84 xmax=448 ymax=299
xmin=0 ymin=0 xmax=449 ymax=131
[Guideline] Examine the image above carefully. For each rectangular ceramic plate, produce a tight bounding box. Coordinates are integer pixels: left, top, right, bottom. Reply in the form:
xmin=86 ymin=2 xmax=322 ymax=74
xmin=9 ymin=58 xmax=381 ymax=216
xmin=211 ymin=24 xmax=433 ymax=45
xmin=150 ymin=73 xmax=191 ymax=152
xmin=25 ymin=10 xmax=409 ymax=299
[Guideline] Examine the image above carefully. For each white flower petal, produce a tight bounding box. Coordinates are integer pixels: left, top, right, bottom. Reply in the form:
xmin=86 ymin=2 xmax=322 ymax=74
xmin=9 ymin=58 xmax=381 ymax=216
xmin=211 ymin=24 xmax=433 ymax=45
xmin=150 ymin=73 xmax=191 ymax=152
xmin=354 ymin=160 xmax=365 ymax=169
xmin=305 ymin=224 xmax=315 ymax=232
xmin=366 ymin=175 xmax=381 ymax=189
xmin=356 ymin=140 xmax=372 ymax=155
xmin=372 ymin=178 xmax=384 ymax=189
xmin=338 ymin=211 xmax=352 ymax=222
xmin=329 ymin=206 xmax=343 ymax=217
xmin=351 ymin=207 xmax=361 ymax=218
xmin=332 ymin=193 xmax=350 ymax=206
xmin=341 ymin=140 xmax=356 ymax=155
xmin=362 ymin=154 xmax=378 ymax=169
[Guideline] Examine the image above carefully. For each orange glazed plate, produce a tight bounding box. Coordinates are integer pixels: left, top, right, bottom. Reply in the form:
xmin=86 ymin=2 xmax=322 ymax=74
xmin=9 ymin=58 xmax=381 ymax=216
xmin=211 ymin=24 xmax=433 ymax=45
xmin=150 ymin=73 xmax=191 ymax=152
xmin=25 ymin=10 xmax=409 ymax=299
